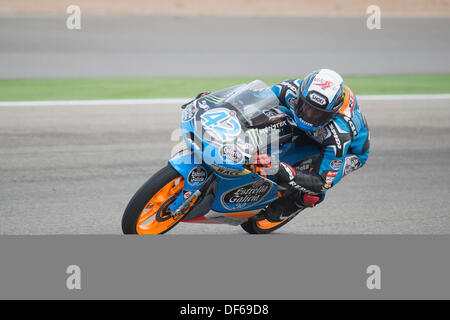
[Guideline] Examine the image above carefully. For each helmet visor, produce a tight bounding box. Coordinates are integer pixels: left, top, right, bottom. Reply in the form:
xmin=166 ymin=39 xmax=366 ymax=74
xmin=295 ymin=99 xmax=335 ymax=127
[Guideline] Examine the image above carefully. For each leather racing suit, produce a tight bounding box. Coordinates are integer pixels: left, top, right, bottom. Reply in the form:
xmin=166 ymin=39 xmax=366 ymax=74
xmin=270 ymin=78 xmax=370 ymax=200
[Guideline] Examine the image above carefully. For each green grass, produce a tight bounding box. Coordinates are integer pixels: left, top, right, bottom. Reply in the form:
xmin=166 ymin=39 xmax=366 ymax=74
xmin=0 ymin=74 xmax=449 ymax=102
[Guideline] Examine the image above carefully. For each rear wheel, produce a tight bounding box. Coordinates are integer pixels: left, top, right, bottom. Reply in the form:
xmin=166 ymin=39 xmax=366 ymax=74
xmin=240 ymin=214 xmax=298 ymax=234
xmin=122 ymin=165 xmax=187 ymax=235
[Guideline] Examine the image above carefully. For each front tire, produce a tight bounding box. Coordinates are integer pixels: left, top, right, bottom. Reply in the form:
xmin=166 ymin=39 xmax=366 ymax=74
xmin=122 ymin=164 xmax=185 ymax=235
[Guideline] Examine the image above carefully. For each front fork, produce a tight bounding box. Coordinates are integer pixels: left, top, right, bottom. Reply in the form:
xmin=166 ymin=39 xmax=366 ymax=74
xmin=168 ymin=152 xmax=216 ymax=220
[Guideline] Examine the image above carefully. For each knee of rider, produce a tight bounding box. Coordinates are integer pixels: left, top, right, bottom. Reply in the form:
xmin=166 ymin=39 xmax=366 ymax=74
xmin=298 ymin=192 xmax=325 ymax=207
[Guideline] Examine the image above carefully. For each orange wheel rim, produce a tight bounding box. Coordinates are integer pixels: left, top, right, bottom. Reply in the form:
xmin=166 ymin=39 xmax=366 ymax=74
xmin=136 ymin=177 xmax=185 ymax=235
xmin=255 ymin=219 xmax=286 ymax=230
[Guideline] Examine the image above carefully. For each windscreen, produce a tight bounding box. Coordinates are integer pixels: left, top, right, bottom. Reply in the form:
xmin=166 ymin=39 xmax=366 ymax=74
xmin=223 ymin=80 xmax=280 ymax=126
xmin=193 ymin=80 xmax=285 ymax=165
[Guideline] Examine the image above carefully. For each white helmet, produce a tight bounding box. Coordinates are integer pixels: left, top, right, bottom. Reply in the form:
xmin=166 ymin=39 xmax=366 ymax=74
xmin=294 ymin=69 xmax=346 ymax=131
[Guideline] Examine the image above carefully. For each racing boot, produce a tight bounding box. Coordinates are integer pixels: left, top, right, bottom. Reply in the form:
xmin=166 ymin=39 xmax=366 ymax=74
xmin=263 ymin=191 xmax=323 ymax=222
xmin=263 ymin=191 xmax=304 ymax=222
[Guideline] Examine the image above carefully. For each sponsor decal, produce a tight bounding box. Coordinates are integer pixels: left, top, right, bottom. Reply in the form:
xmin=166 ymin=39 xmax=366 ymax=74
xmin=330 ymin=159 xmax=343 ymax=170
xmin=329 ymin=124 xmax=342 ymax=149
xmin=281 ymin=162 xmax=295 ymax=180
xmin=344 ymin=115 xmax=358 ymax=137
xmin=187 ymin=166 xmax=207 ymax=186
xmin=298 ymin=117 xmax=315 ymax=128
xmin=182 ymin=103 xmax=197 ymax=122
xmin=246 ymin=128 xmax=262 ymax=148
xmin=325 ymin=171 xmax=338 ymax=186
xmin=288 ymin=181 xmax=315 ymax=195
xmin=313 ymin=127 xmax=328 ymax=142
xmin=313 ymin=77 xmax=339 ymax=91
xmin=252 ymin=178 xmax=267 ymax=188
xmin=281 ymin=81 xmax=298 ymax=93
xmin=287 ymin=97 xmax=297 ymax=108
xmin=210 ymin=165 xmax=251 ymax=176
xmin=204 ymin=94 xmax=225 ymax=105
xmin=221 ymin=180 xmax=272 ymax=210
xmin=220 ymin=144 xmax=244 ymax=164
xmin=296 ymin=159 xmax=312 ymax=172
xmin=343 ymin=155 xmax=362 ymax=176
xmin=270 ymin=120 xmax=287 ymax=130
xmin=183 ymin=191 xmax=192 ymax=199
xmin=349 ymin=93 xmax=355 ymax=109
xmin=259 ymin=120 xmax=287 ymax=135
xmin=309 ymin=92 xmax=327 ymax=106
xmin=198 ymin=100 xmax=210 ymax=110
xmin=313 ymin=79 xmax=333 ymax=89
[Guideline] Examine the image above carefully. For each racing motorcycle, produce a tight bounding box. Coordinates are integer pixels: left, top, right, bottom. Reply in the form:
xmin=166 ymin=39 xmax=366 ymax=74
xmin=122 ymin=80 xmax=321 ymax=235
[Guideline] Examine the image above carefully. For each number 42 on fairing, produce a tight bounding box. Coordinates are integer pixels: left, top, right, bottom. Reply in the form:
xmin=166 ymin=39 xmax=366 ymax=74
xmin=200 ymin=109 xmax=241 ymax=142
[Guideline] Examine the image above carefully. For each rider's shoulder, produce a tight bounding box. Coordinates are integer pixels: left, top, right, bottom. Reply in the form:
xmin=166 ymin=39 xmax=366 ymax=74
xmin=271 ymin=79 xmax=301 ymax=108
xmin=317 ymin=118 xmax=353 ymax=146
xmin=271 ymin=79 xmax=302 ymax=93
xmin=329 ymin=116 xmax=352 ymax=135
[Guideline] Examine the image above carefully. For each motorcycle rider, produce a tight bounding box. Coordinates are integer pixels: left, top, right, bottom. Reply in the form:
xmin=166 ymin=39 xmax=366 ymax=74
xmin=261 ymin=69 xmax=370 ymax=221
xmin=193 ymin=69 xmax=370 ymax=222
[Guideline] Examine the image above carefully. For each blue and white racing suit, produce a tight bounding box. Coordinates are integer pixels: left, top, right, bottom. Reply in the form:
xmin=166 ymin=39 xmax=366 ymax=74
xmin=271 ymin=79 xmax=370 ymax=194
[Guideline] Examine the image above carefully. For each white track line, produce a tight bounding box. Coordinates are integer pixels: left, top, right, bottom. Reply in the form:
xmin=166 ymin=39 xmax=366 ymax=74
xmin=0 ymin=94 xmax=450 ymax=107
xmin=358 ymin=94 xmax=450 ymax=101
xmin=0 ymin=98 xmax=190 ymax=107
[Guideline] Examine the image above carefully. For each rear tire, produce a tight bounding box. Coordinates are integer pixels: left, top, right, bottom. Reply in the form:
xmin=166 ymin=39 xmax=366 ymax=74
xmin=240 ymin=214 xmax=298 ymax=234
xmin=122 ymin=164 xmax=185 ymax=235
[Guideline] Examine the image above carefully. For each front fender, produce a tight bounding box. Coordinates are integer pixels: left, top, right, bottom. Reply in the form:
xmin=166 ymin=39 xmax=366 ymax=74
xmin=168 ymin=151 xmax=211 ymax=212
xmin=169 ymin=152 xmax=211 ymax=189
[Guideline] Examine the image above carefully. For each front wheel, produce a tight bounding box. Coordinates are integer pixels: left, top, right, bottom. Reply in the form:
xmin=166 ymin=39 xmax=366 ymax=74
xmin=122 ymin=165 xmax=186 ymax=235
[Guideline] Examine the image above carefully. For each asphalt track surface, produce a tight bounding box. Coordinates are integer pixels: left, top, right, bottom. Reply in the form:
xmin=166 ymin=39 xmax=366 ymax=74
xmin=1 ymin=15 xmax=450 ymax=78
xmin=1 ymin=98 xmax=449 ymax=234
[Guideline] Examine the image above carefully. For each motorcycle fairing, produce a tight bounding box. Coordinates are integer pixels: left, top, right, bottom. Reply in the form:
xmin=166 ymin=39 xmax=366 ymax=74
xmin=169 ymin=80 xmax=322 ymax=220
xmin=210 ymin=169 xmax=280 ymax=212
xmin=168 ymin=152 xmax=211 ymax=212
xmin=168 ymin=151 xmax=280 ymax=214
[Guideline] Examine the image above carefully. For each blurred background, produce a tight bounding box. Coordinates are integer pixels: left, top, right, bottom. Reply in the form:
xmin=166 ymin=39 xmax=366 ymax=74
xmin=1 ymin=0 xmax=450 ymax=80
xmin=0 ymin=1 xmax=449 ymax=234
